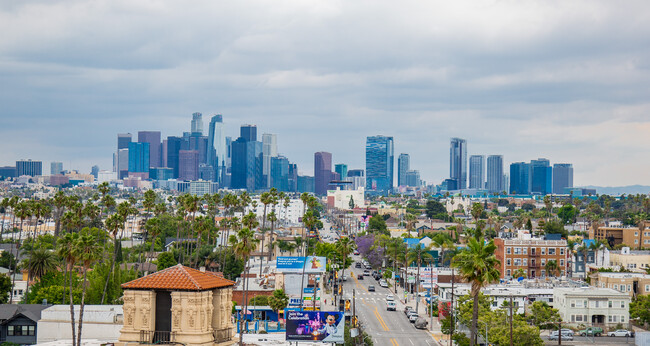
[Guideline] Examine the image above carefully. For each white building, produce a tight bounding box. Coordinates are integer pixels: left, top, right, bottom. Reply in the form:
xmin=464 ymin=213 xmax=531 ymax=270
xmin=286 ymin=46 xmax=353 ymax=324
xmin=437 ymin=283 xmax=544 ymax=315
xmin=553 ymin=287 xmax=630 ymax=327
xmin=37 ymin=305 xmax=123 ymax=343
xmin=246 ymin=197 xmax=306 ymax=225
xmin=326 ymin=187 xmax=365 ymax=210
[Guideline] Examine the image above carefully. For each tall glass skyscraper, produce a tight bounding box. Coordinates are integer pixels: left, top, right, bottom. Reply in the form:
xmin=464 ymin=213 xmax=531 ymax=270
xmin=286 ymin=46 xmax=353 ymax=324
xmin=469 ymin=155 xmax=484 ymax=189
xmin=530 ymin=158 xmax=552 ymax=195
xmin=335 ymin=163 xmax=348 ymax=181
xmin=16 ymin=160 xmax=42 ymax=177
xmin=207 ymin=114 xmax=226 ymax=183
xmin=314 ymin=152 xmax=333 ymax=195
xmin=450 ymin=138 xmax=467 ymax=190
xmin=191 ymin=112 xmax=203 ymax=134
xmin=365 ymin=135 xmax=394 ymax=195
xmin=128 ymin=142 xmax=150 ymax=173
xmin=398 ymin=153 xmax=410 ymax=187
xmin=486 ymin=155 xmax=504 ymax=193
xmin=509 ymin=162 xmax=530 ymax=195
xmin=262 ymin=133 xmax=278 ymax=188
xmin=138 ymin=131 xmax=161 ymax=168
xmin=553 ymin=163 xmax=574 ymax=194
xmin=270 ymin=155 xmax=290 ymax=192
xmin=231 ymin=125 xmax=263 ymax=191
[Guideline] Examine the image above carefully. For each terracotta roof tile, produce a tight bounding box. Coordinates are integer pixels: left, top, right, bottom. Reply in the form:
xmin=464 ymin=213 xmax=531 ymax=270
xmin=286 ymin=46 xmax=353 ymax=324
xmin=121 ymin=264 xmax=235 ymax=291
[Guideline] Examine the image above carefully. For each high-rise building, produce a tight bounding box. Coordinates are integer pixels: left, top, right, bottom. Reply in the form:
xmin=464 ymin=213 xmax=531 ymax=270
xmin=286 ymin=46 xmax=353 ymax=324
xmin=91 ymin=165 xmax=99 ymax=180
xmin=553 ymin=163 xmax=574 ymax=194
xmin=16 ymin=160 xmax=42 ymax=177
xmin=51 ymin=162 xmax=63 ymax=175
xmin=128 ymin=142 xmax=150 ymax=174
xmin=314 ymin=152 xmax=333 ymax=195
xmin=469 ymin=155 xmax=485 ymax=189
xmin=262 ymin=133 xmax=278 ymax=188
xmin=297 ymin=176 xmax=315 ymax=193
xmin=240 ymin=125 xmax=257 ymax=142
xmin=166 ymin=136 xmax=183 ymax=179
xmin=117 ymin=133 xmax=132 ymax=150
xmin=116 ymin=133 xmax=132 ymax=173
xmin=347 ymin=169 xmax=366 ymax=191
xmin=231 ymin=125 xmax=263 ymax=191
xmin=118 ymin=149 xmax=129 ymax=179
xmin=510 ymin=162 xmax=531 ymax=195
xmin=288 ymin=163 xmax=298 ymax=192
xmin=0 ymin=166 xmax=17 ymax=178
xmin=335 ymin=164 xmax=348 ymax=181
xmin=487 ymin=155 xmax=504 ymax=193
xmin=530 ymin=158 xmax=552 ymax=195
xmin=404 ymin=170 xmax=421 ymax=187
xmin=179 ymin=150 xmax=199 ymax=181
xmin=191 ymin=112 xmax=203 ymax=134
xmin=138 ymin=131 xmax=162 ymax=168
xmin=450 ymin=138 xmax=467 ymax=189
xmin=366 ymin=135 xmax=394 ymax=195
xmin=207 ymin=114 xmax=226 ymax=183
xmin=270 ymin=156 xmax=290 ymax=192
xmin=398 ymin=153 xmax=410 ymax=187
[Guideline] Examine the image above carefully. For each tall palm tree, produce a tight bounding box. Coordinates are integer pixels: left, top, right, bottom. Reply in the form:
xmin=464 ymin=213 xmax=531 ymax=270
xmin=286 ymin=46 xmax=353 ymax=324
xmin=57 ymin=232 xmax=79 ymax=346
xmin=335 ymin=237 xmax=356 ymax=279
xmin=229 ymin=227 xmax=259 ymax=345
xmin=388 ymin=238 xmax=406 ymax=293
xmin=10 ymin=200 xmax=31 ymax=303
xmin=74 ymin=231 xmax=101 ymax=346
xmin=451 ymin=236 xmax=501 ymax=346
xmin=101 ymin=213 xmax=125 ymax=304
xmin=25 ymin=248 xmax=57 ymax=282
xmin=267 ymin=189 xmax=279 ymax=262
xmin=407 ymin=243 xmax=433 ymax=313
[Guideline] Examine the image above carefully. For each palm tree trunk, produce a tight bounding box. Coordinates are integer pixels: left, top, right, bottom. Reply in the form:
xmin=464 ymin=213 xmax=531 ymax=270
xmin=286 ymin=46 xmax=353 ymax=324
xmin=69 ymin=263 xmax=77 ymax=346
xmin=259 ymin=236 xmax=265 ymax=277
xmin=62 ymin=265 xmax=68 ymax=304
xmin=470 ymin=284 xmax=480 ymax=346
xmin=240 ymin=261 xmax=250 ymax=345
xmin=100 ymin=237 xmax=118 ymax=304
xmin=10 ymin=219 xmax=24 ymax=304
xmin=77 ymin=269 xmax=88 ymax=346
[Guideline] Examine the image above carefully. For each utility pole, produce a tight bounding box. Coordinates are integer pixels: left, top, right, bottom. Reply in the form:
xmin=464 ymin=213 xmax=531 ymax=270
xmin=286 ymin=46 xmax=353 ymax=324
xmin=509 ymin=295 xmax=513 ymax=346
xmin=450 ymin=269 xmax=455 ymax=346
xmin=558 ymin=320 xmax=562 ymax=346
xmin=430 ymin=260 xmax=434 ymax=332
xmin=353 ymin=289 xmax=360 ymax=345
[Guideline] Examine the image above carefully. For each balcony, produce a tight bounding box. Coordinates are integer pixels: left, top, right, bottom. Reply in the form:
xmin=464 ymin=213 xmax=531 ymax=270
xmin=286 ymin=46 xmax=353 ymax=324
xmin=139 ymin=331 xmax=176 ymax=344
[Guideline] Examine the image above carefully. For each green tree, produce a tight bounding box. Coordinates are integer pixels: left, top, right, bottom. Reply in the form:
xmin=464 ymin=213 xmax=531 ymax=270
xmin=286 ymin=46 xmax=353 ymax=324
xmin=630 ymin=295 xmax=650 ymax=326
xmin=544 ymin=260 xmax=559 ymax=277
xmin=74 ymin=230 xmax=102 ymax=346
xmin=229 ymin=227 xmax=259 ymax=344
xmin=157 ymin=252 xmax=176 ymax=271
xmin=557 ymin=204 xmax=577 ymax=224
xmin=368 ymin=214 xmax=388 ymax=235
xmin=25 ymin=248 xmax=57 ymax=282
xmin=0 ymin=275 xmax=11 ymax=303
xmin=527 ymin=301 xmax=560 ymax=329
xmin=407 ymin=243 xmax=433 ymax=313
xmin=425 ymin=200 xmax=448 ymax=220
xmin=268 ymin=289 xmax=289 ymax=313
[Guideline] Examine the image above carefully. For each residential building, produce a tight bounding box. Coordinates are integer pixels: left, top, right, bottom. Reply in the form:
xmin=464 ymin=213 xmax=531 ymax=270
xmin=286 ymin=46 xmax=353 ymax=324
xmin=530 ymin=158 xmax=552 ymax=195
xmin=16 ymin=160 xmax=42 ymax=177
xmin=494 ymin=238 xmax=569 ymax=279
xmin=366 ymin=135 xmax=394 ymax=195
xmin=590 ymin=272 xmax=650 ymax=298
xmin=486 ymin=155 xmax=503 ymax=193
xmin=398 ymin=153 xmax=409 ymax=187
xmin=570 ymin=239 xmax=609 ymax=278
xmin=190 ymin=112 xmax=203 ymax=134
xmin=509 ymin=162 xmax=530 ymax=195
xmin=553 ymin=287 xmax=630 ymax=327
xmin=553 ymin=163 xmax=573 ymax=194
xmin=138 ymin=131 xmax=162 ymax=168
xmin=314 ymin=151 xmax=333 ymax=195
xmin=609 ymin=247 xmax=650 ymax=271
xmin=127 ymin=142 xmax=150 ymax=175
xmin=469 ymin=155 xmax=484 ymax=189
xmin=335 ymin=163 xmax=348 ymax=181
xmin=0 ymin=304 xmax=51 ymax=345
xmin=449 ymin=138 xmax=467 ymax=190
xmin=591 ymin=226 xmax=650 ymax=249
xmin=178 ymin=150 xmax=199 ymax=181
xmin=50 ymin=162 xmax=63 ymax=175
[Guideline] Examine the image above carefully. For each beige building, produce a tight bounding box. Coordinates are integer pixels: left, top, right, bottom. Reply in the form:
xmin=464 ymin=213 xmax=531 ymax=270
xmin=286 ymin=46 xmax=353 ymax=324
xmin=609 ymin=247 xmax=650 ymax=272
xmin=591 ymin=226 xmax=650 ymax=249
xmin=590 ymin=272 xmax=650 ymax=299
xmin=119 ymin=264 xmax=235 ymax=346
xmin=554 ymin=287 xmax=630 ymax=328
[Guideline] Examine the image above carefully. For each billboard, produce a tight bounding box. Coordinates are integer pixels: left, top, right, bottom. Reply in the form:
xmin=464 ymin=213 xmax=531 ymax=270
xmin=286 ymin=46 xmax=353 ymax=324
xmin=277 ymin=256 xmax=326 ymax=273
xmin=286 ymin=310 xmax=344 ymax=343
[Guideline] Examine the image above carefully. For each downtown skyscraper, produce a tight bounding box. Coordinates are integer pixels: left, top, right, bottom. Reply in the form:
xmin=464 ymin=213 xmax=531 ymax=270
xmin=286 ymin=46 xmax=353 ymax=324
xmin=314 ymin=151 xmax=333 ymax=195
xmin=530 ymin=158 xmax=552 ymax=195
xmin=365 ymin=135 xmax=394 ymax=195
xmin=450 ymin=138 xmax=467 ymax=190
xmin=398 ymin=153 xmax=409 ymax=187
xmin=207 ymin=114 xmax=226 ymax=184
xmin=553 ymin=163 xmax=574 ymax=194
xmin=469 ymin=155 xmax=484 ymax=189
xmin=486 ymin=155 xmax=504 ymax=193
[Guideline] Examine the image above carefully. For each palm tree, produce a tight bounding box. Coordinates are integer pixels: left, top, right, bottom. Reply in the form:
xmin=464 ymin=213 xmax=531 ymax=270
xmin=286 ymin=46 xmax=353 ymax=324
xmin=545 ymin=260 xmax=559 ymax=278
xmin=74 ymin=231 xmax=101 ymax=346
xmin=451 ymin=236 xmax=501 ymax=346
xmin=10 ymin=200 xmax=31 ymax=303
xmin=335 ymin=237 xmax=356 ymax=280
xmin=57 ymin=232 xmax=79 ymax=346
xmin=388 ymin=238 xmax=406 ymax=293
xmin=101 ymin=213 xmax=124 ymax=304
xmin=229 ymin=227 xmax=259 ymax=345
xmin=407 ymin=243 xmax=433 ymax=313
xmin=25 ymin=248 xmax=57 ymax=282
xmin=144 ymin=217 xmax=162 ymax=271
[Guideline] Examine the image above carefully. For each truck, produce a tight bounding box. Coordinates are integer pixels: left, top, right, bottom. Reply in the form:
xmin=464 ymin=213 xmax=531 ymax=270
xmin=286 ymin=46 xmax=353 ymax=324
xmin=579 ymin=327 xmax=603 ymax=337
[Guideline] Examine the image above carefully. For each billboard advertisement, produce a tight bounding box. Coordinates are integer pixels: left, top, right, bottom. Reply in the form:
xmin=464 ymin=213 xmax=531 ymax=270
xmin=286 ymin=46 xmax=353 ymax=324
xmin=286 ymin=310 xmax=344 ymax=343
xmin=277 ymin=256 xmax=326 ymax=273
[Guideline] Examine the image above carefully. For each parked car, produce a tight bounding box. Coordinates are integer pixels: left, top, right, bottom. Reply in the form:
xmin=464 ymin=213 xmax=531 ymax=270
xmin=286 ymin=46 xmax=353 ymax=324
xmin=379 ymin=280 xmax=388 ymax=288
xmin=560 ymin=329 xmax=574 ymax=336
xmin=414 ymin=317 xmax=429 ymax=329
xmin=368 ymin=285 xmax=375 ymax=292
xmin=386 ymin=294 xmax=395 ymax=301
xmin=608 ymin=329 xmax=633 ymax=337
xmin=342 ymin=275 xmax=347 ymax=281
xmin=357 ymin=274 xmax=364 ymax=280
xmin=404 ymin=306 xmax=414 ymax=315
xmin=386 ymin=301 xmax=396 ymax=311
xmin=548 ymin=331 xmax=574 ymax=341
xmin=408 ymin=312 xmax=419 ymax=323
xmin=579 ymin=327 xmax=603 ymax=337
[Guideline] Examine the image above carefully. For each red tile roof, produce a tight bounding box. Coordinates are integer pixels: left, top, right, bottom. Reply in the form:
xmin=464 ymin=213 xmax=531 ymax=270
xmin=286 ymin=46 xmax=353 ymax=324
xmin=121 ymin=264 xmax=235 ymax=291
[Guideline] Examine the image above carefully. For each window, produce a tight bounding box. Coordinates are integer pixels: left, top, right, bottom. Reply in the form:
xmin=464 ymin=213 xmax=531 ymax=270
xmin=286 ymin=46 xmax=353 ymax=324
xmin=506 ymin=269 xmax=511 ymax=276
xmin=621 ymin=315 xmax=625 ymax=323
xmin=523 ymin=258 xmax=527 ymax=266
xmin=575 ymin=315 xmax=584 ymax=322
xmin=614 ymin=284 xmax=619 ymax=290
xmin=621 ymin=301 xmax=625 ymax=308
xmin=7 ymin=325 xmax=35 ymax=336
xmin=560 ymin=248 xmax=565 ymax=255
xmin=571 ymin=314 xmax=576 ymax=322
xmin=608 ymin=315 xmax=613 ymax=323
xmin=541 ymin=248 xmax=546 ymax=255
xmin=635 ymin=239 xmax=638 ymax=244
xmin=645 ymin=285 xmax=650 ymax=292
xmin=560 ymin=259 xmax=564 ymax=266
xmin=506 ymin=247 xmax=511 ymax=254
xmin=514 ymin=247 xmax=521 ymax=254
xmin=548 ymin=248 xmax=556 ymax=255
xmin=514 ymin=258 xmax=522 ymax=266
xmin=507 ymin=259 xmax=511 ymax=266
xmin=541 ymin=259 xmax=546 ymax=266
xmin=628 ymin=284 xmax=632 ymax=292
xmin=570 ymin=300 xmax=575 ymax=308
xmin=609 ymin=301 xmax=613 ymax=308
xmin=523 ymin=247 xmax=527 ymax=254
xmin=621 ymin=285 xmax=626 ymax=292
xmin=635 ymin=232 xmax=639 ymax=236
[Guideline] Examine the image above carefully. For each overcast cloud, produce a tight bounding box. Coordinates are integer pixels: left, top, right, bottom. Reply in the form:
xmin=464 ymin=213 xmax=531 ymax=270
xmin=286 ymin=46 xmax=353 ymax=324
xmin=1 ymin=0 xmax=650 ymax=186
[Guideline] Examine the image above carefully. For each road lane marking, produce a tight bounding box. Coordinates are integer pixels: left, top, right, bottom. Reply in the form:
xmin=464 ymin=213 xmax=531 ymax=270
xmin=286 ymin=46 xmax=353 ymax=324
xmin=352 ymin=273 xmax=369 ymax=293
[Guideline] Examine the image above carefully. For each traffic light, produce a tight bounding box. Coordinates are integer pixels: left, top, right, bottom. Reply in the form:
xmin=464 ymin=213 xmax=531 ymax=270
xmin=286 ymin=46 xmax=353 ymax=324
xmin=345 ymin=300 xmax=351 ymax=311
xmin=338 ymin=286 xmax=342 ymax=295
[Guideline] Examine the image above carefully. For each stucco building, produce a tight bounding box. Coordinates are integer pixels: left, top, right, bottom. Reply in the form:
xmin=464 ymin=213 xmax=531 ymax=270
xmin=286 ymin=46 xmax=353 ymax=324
xmin=494 ymin=238 xmax=569 ymax=279
xmin=590 ymin=272 xmax=650 ymax=299
xmin=554 ymin=287 xmax=630 ymax=327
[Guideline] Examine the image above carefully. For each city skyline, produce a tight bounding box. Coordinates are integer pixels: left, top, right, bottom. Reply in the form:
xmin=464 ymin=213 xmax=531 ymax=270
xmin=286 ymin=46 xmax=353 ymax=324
xmin=2 ymin=1 xmax=650 ymax=186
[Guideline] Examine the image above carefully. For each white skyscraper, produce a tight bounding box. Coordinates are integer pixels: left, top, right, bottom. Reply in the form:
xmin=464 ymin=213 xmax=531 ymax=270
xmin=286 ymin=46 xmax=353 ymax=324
xmin=191 ymin=112 xmax=203 ymax=134
xmin=262 ymin=133 xmax=278 ymax=188
xmin=208 ymin=114 xmax=226 ymax=183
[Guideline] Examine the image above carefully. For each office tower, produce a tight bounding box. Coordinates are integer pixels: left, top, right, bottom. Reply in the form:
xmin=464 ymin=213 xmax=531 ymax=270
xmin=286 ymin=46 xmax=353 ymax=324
xmin=486 ymin=155 xmax=504 ymax=193
xmin=450 ymin=138 xmax=467 ymax=189
xmin=553 ymin=163 xmax=574 ymax=194
xmin=128 ymin=142 xmax=150 ymax=173
xmin=179 ymin=150 xmax=199 ymax=181
xmin=16 ymin=160 xmax=42 ymax=177
xmin=469 ymin=155 xmax=485 ymax=189
xmin=191 ymin=112 xmax=203 ymax=134
xmin=347 ymin=169 xmax=366 ymax=191
xmin=161 ymin=139 xmax=168 ymax=168
xmin=314 ymin=152 xmax=333 ymax=195
xmin=404 ymin=170 xmax=421 ymax=187
xmin=288 ymin=163 xmax=298 ymax=192
xmin=231 ymin=125 xmax=263 ymax=191
xmin=509 ymin=162 xmax=531 ymax=195
xmin=199 ymin=164 xmax=215 ymax=181
xmin=149 ymin=167 xmax=174 ymax=181
xmin=365 ymin=135 xmax=394 ymax=195
xmin=530 ymin=158 xmax=552 ymax=195
xmin=116 ymin=133 xmax=132 ymax=174
xmin=262 ymin=133 xmax=278 ymax=188
xmin=138 ymin=131 xmax=161 ymax=168
xmin=117 ymin=133 xmax=132 ymax=150
xmin=297 ymin=176 xmax=315 ymax=193
xmin=91 ymin=165 xmax=99 ymax=180
xmin=166 ymin=136 xmax=182 ymax=179
xmin=270 ymin=156 xmax=290 ymax=192
xmin=118 ymin=149 xmax=129 ymax=179
xmin=51 ymin=162 xmax=63 ymax=175
xmin=207 ymin=114 xmax=226 ymax=183
xmin=0 ymin=166 xmax=17 ymax=178
xmin=335 ymin=164 xmax=348 ymax=181
xmin=398 ymin=153 xmax=410 ymax=187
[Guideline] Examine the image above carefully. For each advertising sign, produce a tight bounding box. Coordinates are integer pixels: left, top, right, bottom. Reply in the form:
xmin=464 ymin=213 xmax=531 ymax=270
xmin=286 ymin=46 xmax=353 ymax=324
xmin=277 ymin=256 xmax=326 ymax=273
xmin=286 ymin=310 xmax=344 ymax=343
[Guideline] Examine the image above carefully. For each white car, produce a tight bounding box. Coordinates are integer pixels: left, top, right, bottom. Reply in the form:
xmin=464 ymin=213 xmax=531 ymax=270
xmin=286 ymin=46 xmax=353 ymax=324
xmin=386 ymin=301 xmax=396 ymax=311
xmin=608 ymin=329 xmax=632 ymax=337
xmin=386 ymin=294 xmax=395 ymax=301
xmin=342 ymin=275 xmax=347 ymax=281
xmin=379 ymin=280 xmax=388 ymax=288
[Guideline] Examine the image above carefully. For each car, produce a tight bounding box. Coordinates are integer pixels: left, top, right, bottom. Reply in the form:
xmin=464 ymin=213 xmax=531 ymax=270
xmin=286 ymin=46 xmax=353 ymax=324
xmin=548 ymin=331 xmax=574 ymax=341
xmin=357 ymin=274 xmax=363 ymax=280
xmin=414 ymin=317 xmax=429 ymax=329
xmin=608 ymin=329 xmax=632 ymax=337
xmin=386 ymin=294 xmax=395 ymax=301
xmin=342 ymin=275 xmax=347 ymax=281
xmin=404 ymin=306 xmax=414 ymax=315
xmin=579 ymin=327 xmax=603 ymax=337
xmin=368 ymin=285 xmax=375 ymax=292
xmin=355 ymin=263 xmax=362 ymax=268
xmin=386 ymin=301 xmax=396 ymax=311
xmin=559 ymin=329 xmax=574 ymax=336
xmin=353 ymin=250 xmax=359 ymax=255
xmin=379 ymin=280 xmax=388 ymax=288
xmin=363 ymin=270 xmax=371 ymax=276
xmin=408 ymin=312 xmax=419 ymax=323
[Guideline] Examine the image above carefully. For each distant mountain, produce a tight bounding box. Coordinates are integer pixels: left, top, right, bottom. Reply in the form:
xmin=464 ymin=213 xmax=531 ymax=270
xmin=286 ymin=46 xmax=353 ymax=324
xmin=579 ymin=185 xmax=650 ymax=196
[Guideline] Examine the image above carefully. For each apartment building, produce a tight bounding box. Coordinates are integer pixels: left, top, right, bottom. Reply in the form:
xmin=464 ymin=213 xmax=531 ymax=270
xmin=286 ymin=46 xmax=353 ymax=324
xmin=590 ymin=226 xmax=650 ymax=249
xmin=590 ymin=272 xmax=650 ymax=298
xmin=494 ymin=238 xmax=569 ymax=279
xmin=609 ymin=247 xmax=650 ymax=272
xmin=554 ymin=287 xmax=630 ymax=327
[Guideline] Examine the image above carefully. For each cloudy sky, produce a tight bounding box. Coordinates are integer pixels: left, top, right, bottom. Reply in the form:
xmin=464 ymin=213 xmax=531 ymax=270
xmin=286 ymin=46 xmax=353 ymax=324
xmin=1 ymin=0 xmax=649 ymax=187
